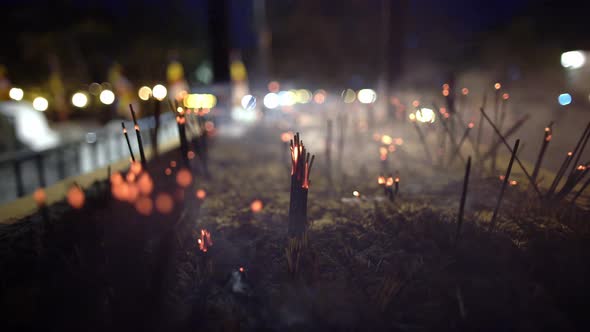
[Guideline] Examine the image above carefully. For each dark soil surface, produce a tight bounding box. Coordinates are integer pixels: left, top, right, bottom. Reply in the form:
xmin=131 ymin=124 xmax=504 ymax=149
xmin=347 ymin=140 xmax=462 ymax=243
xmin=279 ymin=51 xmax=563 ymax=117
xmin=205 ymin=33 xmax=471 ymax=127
xmin=1 ymin=125 xmax=590 ymax=331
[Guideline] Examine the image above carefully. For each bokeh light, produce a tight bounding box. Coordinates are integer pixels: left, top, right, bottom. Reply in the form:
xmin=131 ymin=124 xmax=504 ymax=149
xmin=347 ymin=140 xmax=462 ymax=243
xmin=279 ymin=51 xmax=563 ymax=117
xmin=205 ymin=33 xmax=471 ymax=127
xmin=9 ymin=87 xmax=24 ymax=101
xmin=558 ymin=93 xmax=572 ymax=106
xmin=561 ymin=51 xmax=586 ymax=69
xmin=263 ymin=92 xmax=279 ymax=109
xmin=33 ymin=97 xmax=49 ymax=111
xmin=357 ymin=89 xmax=377 ymax=104
xmin=152 ymin=84 xmax=167 ymax=100
xmin=99 ymin=89 xmax=115 ymax=105
xmin=71 ymin=92 xmax=88 ymax=108
xmin=138 ymin=86 xmax=152 ymax=101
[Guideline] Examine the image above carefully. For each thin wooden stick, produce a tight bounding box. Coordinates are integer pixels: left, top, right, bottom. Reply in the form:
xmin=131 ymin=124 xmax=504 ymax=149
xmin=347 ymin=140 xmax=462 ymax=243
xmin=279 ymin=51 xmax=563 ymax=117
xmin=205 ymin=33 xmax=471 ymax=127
xmin=531 ymin=123 xmax=553 ymax=184
xmin=546 ymin=151 xmax=573 ymax=198
xmin=566 ymin=122 xmax=590 ymax=181
xmin=121 ymin=122 xmax=135 ymax=162
xmin=479 ymin=108 xmax=542 ymax=199
xmin=410 ymin=119 xmax=433 ymax=164
xmin=570 ymin=175 xmax=590 ymax=206
xmin=448 ymin=124 xmax=471 ymax=166
xmin=129 ymin=104 xmax=146 ymax=166
xmin=489 ymin=139 xmax=520 ymax=231
xmin=475 ymin=93 xmax=487 ymax=162
xmin=455 ymin=156 xmax=471 ymax=246
xmin=479 ymin=114 xmax=530 ymax=163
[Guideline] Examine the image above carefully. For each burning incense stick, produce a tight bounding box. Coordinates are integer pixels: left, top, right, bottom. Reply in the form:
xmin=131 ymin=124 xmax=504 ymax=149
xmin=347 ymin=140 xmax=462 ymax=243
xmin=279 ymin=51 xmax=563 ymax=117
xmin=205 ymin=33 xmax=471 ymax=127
xmin=546 ymin=151 xmax=573 ymax=198
xmin=475 ymin=92 xmax=487 ymax=166
xmin=385 ymin=175 xmax=394 ymax=201
xmin=409 ymin=115 xmax=433 ymax=164
xmin=556 ymin=162 xmax=589 ymax=200
xmin=394 ymin=172 xmax=400 ymax=195
xmin=455 ymin=156 xmax=471 ymax=246
xmin=326 ymin=119 xmax=333 ymax=184
xmin=565 ymin=122 xmax=590 ymax=181
xmin=531 ymin=123 xmax=553 ymax=184
xmin=570 ymin=175 xmax=590 ymax=206
xmin=129 ymin=104 xmax=146 ymax=166
xmin=480 ymin=114 xmax=529 ymax=163
xmin=433 ymin=103 xmax=464 ymax=165
xmin=288 ymin=133 xmax=315 ymax=237
xmin=448 ymin=122 xmax=473 ymax=166
xmin=489 ymin=139 xmax=520 ymax=231
xmin=479 ymin=108 xmax=542 ymax=199
xmin=121 ymin=122 xmax=136 ymax=162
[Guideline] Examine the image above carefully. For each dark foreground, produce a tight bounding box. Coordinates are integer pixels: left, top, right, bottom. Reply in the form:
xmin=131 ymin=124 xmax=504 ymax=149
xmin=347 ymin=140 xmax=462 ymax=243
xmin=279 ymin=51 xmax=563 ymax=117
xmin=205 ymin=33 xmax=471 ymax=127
xmin=1 ymin=126 xmax=590 ymax=331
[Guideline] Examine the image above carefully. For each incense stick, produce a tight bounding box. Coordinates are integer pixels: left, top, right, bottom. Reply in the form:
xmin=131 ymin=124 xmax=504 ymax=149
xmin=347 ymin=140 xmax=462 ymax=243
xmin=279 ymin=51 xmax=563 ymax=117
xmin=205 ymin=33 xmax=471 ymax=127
xmin=129 ymin=104 xmax=146 ymax=166
xmin=455 ymin=156 xmax=471 ymax=246
xmin=489 ymin=139 xmax=520 ymax=231
xmin=531 ymin=123 xmax=553 ymax=184
xmin=479 ymin=108 xmax=542 ymax=199
xmin=448 ymin=124 xmax=472 ymax=166
xmin=410 ymin=118 xmax=433 ymax=164
xmin=480 ymin=114 xmax=529 ymax=163
xmin=546 ymin=151 xmax=573 ymax=198
xmin=121 ymin=122 xmax=136 ymax=162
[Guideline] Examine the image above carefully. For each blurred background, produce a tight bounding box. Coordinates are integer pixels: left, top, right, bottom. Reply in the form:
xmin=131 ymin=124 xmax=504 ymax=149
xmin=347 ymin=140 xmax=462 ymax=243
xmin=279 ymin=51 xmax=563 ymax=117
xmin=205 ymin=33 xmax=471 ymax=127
xmin=1 ymin=0 xmax=590 ymax=203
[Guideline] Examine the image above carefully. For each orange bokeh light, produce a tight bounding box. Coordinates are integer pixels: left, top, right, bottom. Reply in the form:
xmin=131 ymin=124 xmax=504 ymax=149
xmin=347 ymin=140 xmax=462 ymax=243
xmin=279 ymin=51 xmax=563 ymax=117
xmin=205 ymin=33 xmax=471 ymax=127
xmin=251 ymin=199 xmax=263 ymax=213
xmin=155 ymin=193 xmax=174 ymax=214
xmin=135 ymin=196 xmax=153 ymax=216
xmin=196 ymin=189 xmax=207 ymax=200
xmin=187 ymin=151 xmax=196 ymax=160
xmin=130 ymin=161 xmax=142 ymax=175
xmin=67 ymin=186 xmax=85 ymax=209
xmin=33 ymin=188 xmax=47 ymax=207
xmin=110 ymin=172 xmax=123 ymax=186
xmin=137 ymin=173 xmax=154 ymax=195
xmin=176 ymin=168 xmax=193 ymax=188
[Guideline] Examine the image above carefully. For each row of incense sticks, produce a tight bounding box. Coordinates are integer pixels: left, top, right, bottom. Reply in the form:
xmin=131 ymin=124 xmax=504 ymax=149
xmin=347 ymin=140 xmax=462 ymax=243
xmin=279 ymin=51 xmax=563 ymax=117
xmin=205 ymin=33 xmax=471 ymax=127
xmin=288 ymin=133 xmax=315 ymax=237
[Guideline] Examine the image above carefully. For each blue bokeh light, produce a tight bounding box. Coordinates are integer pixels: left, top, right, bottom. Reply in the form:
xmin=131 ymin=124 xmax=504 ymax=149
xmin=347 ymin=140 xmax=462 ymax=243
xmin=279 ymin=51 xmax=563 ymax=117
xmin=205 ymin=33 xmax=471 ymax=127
xmin=558 ymin=93 xmax=572 ymax=106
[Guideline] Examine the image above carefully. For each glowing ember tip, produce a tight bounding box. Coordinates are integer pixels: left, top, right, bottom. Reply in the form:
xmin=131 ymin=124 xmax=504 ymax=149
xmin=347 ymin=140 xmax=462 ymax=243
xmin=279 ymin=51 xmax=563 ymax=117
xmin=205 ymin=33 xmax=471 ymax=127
xmin=494 ymin=83 xmax=501 ymax=90
xmin=386 ymin=177 xmax=394 ymax=187
xmin=353 ymin=191 xmax=360 ymax=197
xmin=198 ymin=229 xmax=213 ymax=252
xmin=239 ymin=267 xmax=245 ymax=273
xmin=378 ymin=176 xmax=385 ymax=185
xmin=468 ymin=122 xmax=475 ymax=128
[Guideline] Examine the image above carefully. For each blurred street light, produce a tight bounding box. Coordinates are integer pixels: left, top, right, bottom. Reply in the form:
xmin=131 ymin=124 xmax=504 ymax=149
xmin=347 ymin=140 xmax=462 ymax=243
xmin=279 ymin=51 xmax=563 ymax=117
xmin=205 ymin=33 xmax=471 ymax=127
xmin=561 ymin=51 xmax=586 ymax=69
xmin=33 ymin=97 xmax=49 ymax=111
xmin=99 ymin=89 xmax=115 ymax=105
xmin=357 ymin=89 xmax=377 ymax=104
xmin=152 ymin=84 xmax=167 ymax=101
xmin=263 ymin=92 xmax=279 ymax=109
xmin=71 ymin=92 xmax=89 ymax=108
xmin=9 ymin=87 xmax=24 ymax=101
xmin=138 ymin=86 xmax=152 ymax=101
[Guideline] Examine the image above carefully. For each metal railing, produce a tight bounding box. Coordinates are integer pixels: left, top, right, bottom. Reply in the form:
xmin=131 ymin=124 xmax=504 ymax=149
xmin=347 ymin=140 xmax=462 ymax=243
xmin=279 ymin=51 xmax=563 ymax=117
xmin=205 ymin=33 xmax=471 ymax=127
xmin=0 ymin=112 xmax=178 ymax=204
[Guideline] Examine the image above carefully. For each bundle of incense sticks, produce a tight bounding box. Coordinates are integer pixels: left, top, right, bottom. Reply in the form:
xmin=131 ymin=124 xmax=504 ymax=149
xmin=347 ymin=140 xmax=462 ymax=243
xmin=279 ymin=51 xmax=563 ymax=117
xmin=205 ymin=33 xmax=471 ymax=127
xmin=551 ymin=122 xmax=590 ymax=200
xmin=288 ymin=133 xmax=315 ymax=237
xmin=129 ymin=104 xmax=146 ymax=166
